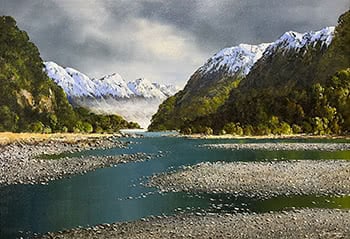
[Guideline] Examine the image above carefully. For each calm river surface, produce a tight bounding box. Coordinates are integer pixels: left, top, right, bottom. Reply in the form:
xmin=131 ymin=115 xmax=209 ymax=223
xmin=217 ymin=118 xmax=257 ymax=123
xmin=1 ymin=132 xmax=350 ymax=238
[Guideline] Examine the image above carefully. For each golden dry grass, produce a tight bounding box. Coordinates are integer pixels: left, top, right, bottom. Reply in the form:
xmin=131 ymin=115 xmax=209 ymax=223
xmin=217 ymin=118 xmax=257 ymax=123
xmin=0 ymin=132 xmax=115 ymax=145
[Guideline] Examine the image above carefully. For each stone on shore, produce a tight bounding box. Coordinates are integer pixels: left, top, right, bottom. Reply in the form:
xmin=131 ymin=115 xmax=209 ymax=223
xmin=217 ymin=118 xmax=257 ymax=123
xmin=37 ymin=209 xmax=350 ymax=239
xmin=150 ymin=160 xmax=350 ymax=198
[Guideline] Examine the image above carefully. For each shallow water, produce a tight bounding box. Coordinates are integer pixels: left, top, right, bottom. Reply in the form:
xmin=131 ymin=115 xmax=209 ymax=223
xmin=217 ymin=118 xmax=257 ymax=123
xmin=1 ymin=133 xmax=350 ymax=238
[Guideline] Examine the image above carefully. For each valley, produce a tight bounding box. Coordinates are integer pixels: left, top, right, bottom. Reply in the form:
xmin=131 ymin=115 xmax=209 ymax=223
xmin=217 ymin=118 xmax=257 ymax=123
xmin=44 ymin=62 xmax=178 ymax=128
xmin=0 ymin=6 xmax=349 ymax=239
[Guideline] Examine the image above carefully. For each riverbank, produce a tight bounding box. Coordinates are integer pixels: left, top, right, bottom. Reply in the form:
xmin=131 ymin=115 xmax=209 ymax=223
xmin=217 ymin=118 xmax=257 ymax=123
xmin=0 ymin=132 xmax=117 ymax=145
xmin=203 ymin=142 xmax=350 ymax=151
xmin=181 ymin=133 xmax=350 ymax=140
xmin=150 ymin=160 xmax=350 ymax=198
xmin=37 ymin=209 xmax=350 ymax=239
xmin=0 ymin=133 xmax=151 ymax=186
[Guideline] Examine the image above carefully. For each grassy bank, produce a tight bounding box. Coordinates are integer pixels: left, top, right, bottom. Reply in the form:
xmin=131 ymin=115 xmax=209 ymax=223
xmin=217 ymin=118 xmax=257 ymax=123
xmin=0 ymin=132 xmax=117 ymax=145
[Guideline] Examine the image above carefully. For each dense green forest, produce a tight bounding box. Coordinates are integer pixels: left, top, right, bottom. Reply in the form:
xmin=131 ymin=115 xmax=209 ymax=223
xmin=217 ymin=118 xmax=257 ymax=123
xmin=0 ymin=16 xmax=139 ymax=133
xmin=148 ymin=74 xmax=241 ymax=131
xmin=149 ymin=10 xmax=350 ymax=135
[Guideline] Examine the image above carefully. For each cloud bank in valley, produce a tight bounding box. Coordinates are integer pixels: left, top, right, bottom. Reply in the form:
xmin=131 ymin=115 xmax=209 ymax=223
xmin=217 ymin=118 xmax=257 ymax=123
xmin=0 ymin=0 xmax=349 ymax=86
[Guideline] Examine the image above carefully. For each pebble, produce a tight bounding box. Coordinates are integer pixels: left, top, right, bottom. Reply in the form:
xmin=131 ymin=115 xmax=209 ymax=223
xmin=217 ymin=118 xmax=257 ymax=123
xmin=202 ymin=142 xmax=350 ymax=151
xmin=36 ymin=209 xmax=350 ymax=239
xmin=149 ymin=160 xmax=350 ymax=199
xmin=0 ymin=137 xmax=152 ymax=186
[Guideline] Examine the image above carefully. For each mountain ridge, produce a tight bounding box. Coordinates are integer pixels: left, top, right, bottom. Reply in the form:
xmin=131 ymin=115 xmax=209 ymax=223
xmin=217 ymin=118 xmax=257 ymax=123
xmin=194 ymin=26 xmax=335 ymax=80
xmin=45 ymin=61 xmax=177 ymax=100
xmin=148 ymin=15 xmax=350 ymax=135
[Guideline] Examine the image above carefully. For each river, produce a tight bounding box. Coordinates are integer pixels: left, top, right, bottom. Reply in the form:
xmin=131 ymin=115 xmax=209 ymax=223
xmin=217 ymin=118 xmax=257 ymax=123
xmin=1 ymin=132 xmax=349 ymax=238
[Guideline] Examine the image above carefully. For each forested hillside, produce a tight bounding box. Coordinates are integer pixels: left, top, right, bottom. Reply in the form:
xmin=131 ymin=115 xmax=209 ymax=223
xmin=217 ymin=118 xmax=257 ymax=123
xmin=212 ymin=10 xmax=350 ymax=135
xmin=149 ymin=10 xmax=350 ymax=136
xmin=148 ymin=43 xmax=268 ymax=131
xmin=0 ymin=16 xmax=139 ymax=133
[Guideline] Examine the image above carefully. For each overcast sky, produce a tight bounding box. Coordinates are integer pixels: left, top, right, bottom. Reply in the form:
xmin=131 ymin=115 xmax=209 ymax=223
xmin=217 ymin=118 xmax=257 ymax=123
xmin=0 ymin=0 xmax=349 ymax=86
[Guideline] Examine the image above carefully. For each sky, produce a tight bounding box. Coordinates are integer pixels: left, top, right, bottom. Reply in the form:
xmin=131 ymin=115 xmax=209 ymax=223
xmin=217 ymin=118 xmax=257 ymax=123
xmin=0 ymin=0 xmax=349 ymax=86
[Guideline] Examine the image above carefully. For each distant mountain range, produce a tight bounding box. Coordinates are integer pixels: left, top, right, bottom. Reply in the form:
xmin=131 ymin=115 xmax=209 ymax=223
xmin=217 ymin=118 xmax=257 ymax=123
xmin=44 ymin=62 xmax=178 ymax=128
xmin=149 ymin=10 xmax=350 ymax=135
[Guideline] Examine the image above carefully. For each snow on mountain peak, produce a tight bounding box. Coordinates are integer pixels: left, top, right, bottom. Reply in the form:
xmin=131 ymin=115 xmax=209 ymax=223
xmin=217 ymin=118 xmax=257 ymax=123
xmin=152 ymin=82 xmax=179 ymax=97
xmin=65 ymin=67 xmax=96 ymax=96
xmin=266 ymin=26 xmax=335 ymax=54
xmin=309 ymin=27 xmax=335 ymax=46
xmin=199 ymin=42 xmax=271 ymax=76
xmin=44 ymin=62 xmax=178 ymax=100
xmin=98 ymin=72 xmax=124 ymax=82
xmin=198 ymin=27 xmax=334 ymax=78
xmin=93 ymin=73 xmax=133 ymax=98
xmin=44 ymin=61 xmax=94 ymax=97
xmin=127 ymin=78 xmax=167 ymax=99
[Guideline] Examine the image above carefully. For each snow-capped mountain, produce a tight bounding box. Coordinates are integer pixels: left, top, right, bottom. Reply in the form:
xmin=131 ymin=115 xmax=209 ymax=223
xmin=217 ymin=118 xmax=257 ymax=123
xmin=45 ymin=61 xmax=95 ymax=97
xmin=45 ymin=61 xmax=176 ymax=100
xmin=44 ymin=61 xmax=178 ymax=128
xmin=127 ymin=78 xmax=167 ymax=99
xmin=152 ymin=83 xmax=178 ymax=97
xmin=266 ymin=27 xmax=335 ymax=54
xmin=199 ymin=43 xmax=271 ymax=76
xmin=148 ymin=26 xmax=336 ymax=130
xmin=93 ymin=73 xmax=134 ymax=98
xmin=197 ymin=27 xmax=335 ymax=78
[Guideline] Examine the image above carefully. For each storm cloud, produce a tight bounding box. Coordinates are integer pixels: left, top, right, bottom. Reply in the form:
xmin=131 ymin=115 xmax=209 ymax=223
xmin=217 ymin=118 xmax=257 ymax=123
xmin=0 ymin=0 xmax=349 ymax=86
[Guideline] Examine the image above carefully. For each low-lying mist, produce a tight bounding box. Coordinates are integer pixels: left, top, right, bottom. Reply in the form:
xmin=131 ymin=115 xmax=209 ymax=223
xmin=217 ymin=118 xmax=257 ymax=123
xmin=72 ymin=97 xmax=164 ymax=129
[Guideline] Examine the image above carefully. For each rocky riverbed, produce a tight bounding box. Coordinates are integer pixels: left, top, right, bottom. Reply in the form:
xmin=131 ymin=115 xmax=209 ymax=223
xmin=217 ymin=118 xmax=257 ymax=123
xmin=36 ymin=209 xmax=350 ymax=239
xmin=150 ymin=160 xmax=350 ymax=198
xmin=0 ymin=135 xmax=151 ymax=186
xmin=202 ymin=142 xmax=350 ymax=151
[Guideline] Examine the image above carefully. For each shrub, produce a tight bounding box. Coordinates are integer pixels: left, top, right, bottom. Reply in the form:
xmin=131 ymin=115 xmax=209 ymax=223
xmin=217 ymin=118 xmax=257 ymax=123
xmin=203 ymin=127 xmax=213 ymax=135
xmin=243 ymin=125 xmax=254 ymax=136
xmin=223 ymin=122 xmax=243 ymax=136
xmin=94 ymin=126 xmax=103 ymax=133
xmin=280 ymin=122 xmax=293 ymax=135
xmin=29 ymin=121 xmax=44 ymax=133
xmin=292 ymin=124 xmax=303 ymax=134
xmin=181 ymin=127 xmax=192 ymax=135
xmin=82 ymin=122 xmax=93 ymax=133
xmin=61 ymin=126 xmax=68 ymax=133
xmin=43 ymin=126 xmax=52 ymax=134
xmin=256 ymin=124 xmax=271 ymax=135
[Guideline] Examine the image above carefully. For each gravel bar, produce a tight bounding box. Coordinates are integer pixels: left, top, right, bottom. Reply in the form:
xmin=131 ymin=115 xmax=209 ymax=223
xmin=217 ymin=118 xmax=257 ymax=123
xmin=150 ymin=160 xmax=350 ymax=198
xmin=0 ymin=136 xmax=151 ymax=186
xmin=37 ymin=209 xmax=350 ymax=239
xmin=203 ymin=143 xmax=350 ymax=151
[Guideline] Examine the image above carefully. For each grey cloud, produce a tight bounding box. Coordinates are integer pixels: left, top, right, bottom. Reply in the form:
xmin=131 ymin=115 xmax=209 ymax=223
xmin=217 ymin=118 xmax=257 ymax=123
xmin=138 ymin=0 xmax=198 ymax=29
xmin=0 ymin=0 xmax=349 ymax=85
xmin=134 ymin=0 xmax=350 ymax=49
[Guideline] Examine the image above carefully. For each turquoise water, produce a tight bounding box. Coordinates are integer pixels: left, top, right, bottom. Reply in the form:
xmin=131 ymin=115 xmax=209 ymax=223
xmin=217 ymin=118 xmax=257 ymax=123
xmin=1 ymin=134 xmax=350 ymax=238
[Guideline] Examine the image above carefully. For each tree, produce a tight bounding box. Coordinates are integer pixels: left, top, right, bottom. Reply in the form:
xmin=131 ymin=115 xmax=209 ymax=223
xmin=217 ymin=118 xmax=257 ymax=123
xmin=82 ymin=122 xmax=93 ymax=133
xmin=223 ymin=122 xmax=243 ymax=136
xmin=29 ymin=121 xmax=44 ymax=133
xmin=0 ymin=106 xmax=19 ymax=131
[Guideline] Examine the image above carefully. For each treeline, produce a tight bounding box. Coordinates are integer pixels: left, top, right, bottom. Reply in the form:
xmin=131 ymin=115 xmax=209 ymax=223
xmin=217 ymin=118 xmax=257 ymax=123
xmin=0 ymin=16 xmax=139 ymax=133
xmin=181 ymin=69 xmax=350 ymax=135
